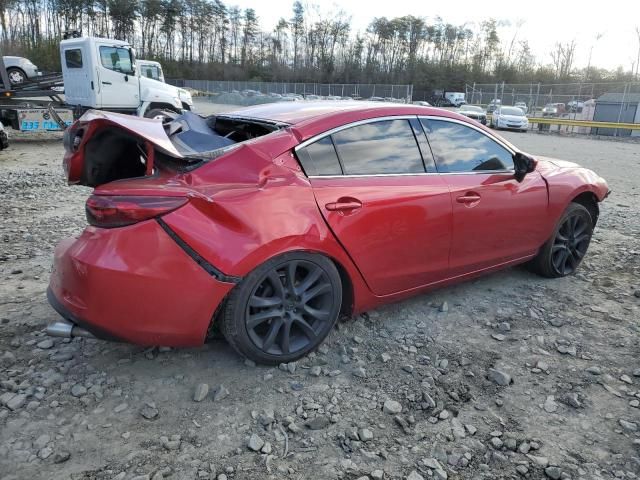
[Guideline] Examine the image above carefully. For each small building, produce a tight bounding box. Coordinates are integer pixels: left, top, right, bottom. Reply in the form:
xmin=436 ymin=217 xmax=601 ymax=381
xmin=593 ymin=92 xmax=640 ymax=137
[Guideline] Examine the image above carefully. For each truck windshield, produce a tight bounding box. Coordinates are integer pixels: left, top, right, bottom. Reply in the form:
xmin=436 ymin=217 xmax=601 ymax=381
xmin=100 ymin=46 xmax=133 ymax=74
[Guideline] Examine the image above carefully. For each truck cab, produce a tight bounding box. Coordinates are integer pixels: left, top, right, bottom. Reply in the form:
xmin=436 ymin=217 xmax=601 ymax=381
xmin=444 ymin=91 xmax=466 ymax=107
xmin=137 ymin=59 xmax=165 ymax=82
xmin=60 ymin=37 xmax=192 ymax=117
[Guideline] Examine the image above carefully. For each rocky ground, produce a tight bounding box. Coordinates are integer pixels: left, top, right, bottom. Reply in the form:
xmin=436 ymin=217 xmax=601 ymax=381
xmin=0 ymin=119 xmax=639 ymax=480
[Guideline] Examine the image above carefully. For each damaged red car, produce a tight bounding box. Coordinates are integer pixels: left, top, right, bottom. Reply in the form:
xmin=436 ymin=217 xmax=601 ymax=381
xmin=47 ymin=103 xmax=609 ymax=364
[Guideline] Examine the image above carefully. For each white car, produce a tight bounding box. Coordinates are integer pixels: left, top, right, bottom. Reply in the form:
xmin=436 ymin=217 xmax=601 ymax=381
xmin=3 ymin=56 xmax=41 ymax=84
xmin=490 ymin=106 xmax=529 ymax=132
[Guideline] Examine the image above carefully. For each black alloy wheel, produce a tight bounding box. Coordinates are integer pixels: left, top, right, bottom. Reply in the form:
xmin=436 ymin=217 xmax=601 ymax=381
xmin=529 ymin=202 xmax=594 ymax=278
xmin=550 ymin=211 xmax=591 ymax=276
xmin=221 ymin=252 xmax=342 ymax=364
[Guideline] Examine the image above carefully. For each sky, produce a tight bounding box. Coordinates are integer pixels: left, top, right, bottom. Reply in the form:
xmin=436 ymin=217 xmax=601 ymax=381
xmin=231 ymin=0 xmax=640 ymax=71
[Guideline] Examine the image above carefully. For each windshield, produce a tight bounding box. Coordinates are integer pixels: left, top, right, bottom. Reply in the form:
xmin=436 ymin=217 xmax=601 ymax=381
xmin=499 ymin=107 xmax=525 ymax=116
xmin=461 ymin=106 xmax=483 ymax=112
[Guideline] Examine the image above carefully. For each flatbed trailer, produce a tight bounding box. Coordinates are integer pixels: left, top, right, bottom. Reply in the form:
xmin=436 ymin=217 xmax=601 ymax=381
xmin=0 ymin=55 xmax=73 ymax=146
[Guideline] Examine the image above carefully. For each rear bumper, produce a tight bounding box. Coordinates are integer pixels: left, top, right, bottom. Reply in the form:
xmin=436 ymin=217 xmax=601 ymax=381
xmin=47 ymin=220 xmax=235 ymax=347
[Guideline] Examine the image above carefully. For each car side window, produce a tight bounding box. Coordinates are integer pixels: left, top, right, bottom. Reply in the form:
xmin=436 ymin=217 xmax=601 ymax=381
xmin=296 ymin=136 xmax=343 ymax=176
xmin=421 ymin=119 xmax=514 ymax=173
xmin=64 ymin=49 xmax=83 ymax=69
xmin=332 ymin=119 xmax=425 ymax=175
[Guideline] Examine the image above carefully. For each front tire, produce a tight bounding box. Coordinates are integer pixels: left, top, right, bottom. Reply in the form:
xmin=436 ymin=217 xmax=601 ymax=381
xmin=221 ymin=252 xmax=342 ymax=364
xmin=529 ymin=203 xmax=594 ymax=278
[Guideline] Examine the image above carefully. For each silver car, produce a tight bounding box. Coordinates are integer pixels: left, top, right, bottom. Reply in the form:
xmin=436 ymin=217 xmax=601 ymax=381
xmin=3 ymin=56 xmax=41 ymax=84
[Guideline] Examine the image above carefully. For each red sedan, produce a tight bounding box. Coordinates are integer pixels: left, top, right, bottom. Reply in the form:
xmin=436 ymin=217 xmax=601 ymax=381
xmin=47 ymin=103 xmax=609 ymax=364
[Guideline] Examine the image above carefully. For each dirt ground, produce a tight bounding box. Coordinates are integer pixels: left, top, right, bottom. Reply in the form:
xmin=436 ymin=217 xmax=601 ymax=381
xmin=0 ymin=108 xmax=639 ymax=480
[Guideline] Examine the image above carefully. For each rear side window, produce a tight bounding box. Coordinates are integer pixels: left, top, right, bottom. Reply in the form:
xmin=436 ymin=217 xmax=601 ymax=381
xmin=421 ymin=119 xmax=514 ymax=173
xmin=65 ymin=49 xmax=83 ymax=68
xmin=296 ymin=136 xmax=342 ymax=176
xmin=332 ymin=119 xmax=425 ymax=175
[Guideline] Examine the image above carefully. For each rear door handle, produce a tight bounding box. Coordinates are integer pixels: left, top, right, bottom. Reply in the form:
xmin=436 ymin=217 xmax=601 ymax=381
xmin=456 ymin=193 xmax=481 ymax=204
xmin=325 ymin=199 xmax=362 ymax=212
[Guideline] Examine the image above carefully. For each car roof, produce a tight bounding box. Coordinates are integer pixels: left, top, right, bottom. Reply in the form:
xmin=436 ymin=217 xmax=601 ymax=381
xmin=225 ymin=101 xmax=467 ymax=124
xmin=223 ymin=101 xmax=479 ymax=141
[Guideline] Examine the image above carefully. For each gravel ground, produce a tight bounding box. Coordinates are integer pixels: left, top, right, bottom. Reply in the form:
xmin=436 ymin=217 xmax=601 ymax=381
xmin=0 ymin=111 xmax=639 ymax=480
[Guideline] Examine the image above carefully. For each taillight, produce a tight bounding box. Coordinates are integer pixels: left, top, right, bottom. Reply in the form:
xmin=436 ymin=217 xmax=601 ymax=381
xmin=85 ymin=195 xmax=187 ymax=228
xmin=63 ymin=123 xmax=84 ymax=153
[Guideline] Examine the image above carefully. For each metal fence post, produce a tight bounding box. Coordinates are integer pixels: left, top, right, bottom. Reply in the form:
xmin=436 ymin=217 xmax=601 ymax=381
xmin=615 ymin=82 xmax=628 ymax=137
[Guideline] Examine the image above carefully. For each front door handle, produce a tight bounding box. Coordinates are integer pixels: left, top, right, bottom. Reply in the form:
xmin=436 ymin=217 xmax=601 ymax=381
xmin=101 ymin=81 xmax=112 ymax=85
xmin=456 ymin=193 xmax=481 ymax=204
xmin=325 ymin=198 xmax=362 ymax=212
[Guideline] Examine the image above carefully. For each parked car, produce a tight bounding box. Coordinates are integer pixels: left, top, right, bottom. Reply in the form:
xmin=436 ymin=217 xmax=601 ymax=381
xmin=542 ymin=103 xmax=566 ymax=117
xmin=487 ymin=98 xmax=501 ymax=113
xmin=490 ymin=106 xmax=529 ymax=132
xmin=47 ymin=103 xmax=609 ymax=364
xmin=458 ymin=104 xmax=487 ymax=124
xmin=412 ymin=100 xmax=431 ymax=106
xmin=514 ymin=101 xmax=528 ymax=114
xmin=3 ymin=56 xmax=41 ymax=84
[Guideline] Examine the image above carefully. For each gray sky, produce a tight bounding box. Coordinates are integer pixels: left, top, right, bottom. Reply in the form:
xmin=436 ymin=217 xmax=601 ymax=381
xmin=231 ymin=0 xmax=639 ymax=71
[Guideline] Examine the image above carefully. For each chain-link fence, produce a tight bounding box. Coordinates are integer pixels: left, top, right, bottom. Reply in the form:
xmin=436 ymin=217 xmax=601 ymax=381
xmin=465 ymin=81 xmax=640 ymax=116
xmin=168 ymin=79 xmax=413 ymax=103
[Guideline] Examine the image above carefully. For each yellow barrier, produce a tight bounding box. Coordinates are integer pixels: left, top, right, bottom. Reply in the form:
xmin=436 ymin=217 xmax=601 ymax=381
xmin=527 ymin=117 xmax=640 ymax=130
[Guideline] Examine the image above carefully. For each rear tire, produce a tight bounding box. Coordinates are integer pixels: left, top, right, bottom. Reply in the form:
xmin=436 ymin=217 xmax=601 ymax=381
xmin=529 ymin=203 xmax=594 ymax=278
xmin=7 ymin=67 xmax=26 ymax=85
xmin=221 ymin=252 xmax=342 ymax=364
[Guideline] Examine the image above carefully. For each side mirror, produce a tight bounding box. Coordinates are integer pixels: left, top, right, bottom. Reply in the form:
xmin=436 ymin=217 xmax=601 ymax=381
xmin=513 ymin=152 xmax=537 ymax=182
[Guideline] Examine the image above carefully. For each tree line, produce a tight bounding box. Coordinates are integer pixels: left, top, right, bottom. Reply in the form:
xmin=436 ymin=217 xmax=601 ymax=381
xmin=0 ymin=0 xmax=637 ymax=91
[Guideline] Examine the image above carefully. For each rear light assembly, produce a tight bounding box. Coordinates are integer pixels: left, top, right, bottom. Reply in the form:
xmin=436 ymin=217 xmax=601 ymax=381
xmin=86 ymin=195 xmax=187 ymax=228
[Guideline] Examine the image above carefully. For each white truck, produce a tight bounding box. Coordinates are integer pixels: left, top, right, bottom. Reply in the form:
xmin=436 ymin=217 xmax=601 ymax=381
xmin=0 ymin=36 xmax=194 ymax=148
xmin=444 ymin=91 xmax=466 ymax=107
xmin=60 ymin=36 xmax=193 ymax=118
xmin=137 ymin=59 xmax=165 ymax=82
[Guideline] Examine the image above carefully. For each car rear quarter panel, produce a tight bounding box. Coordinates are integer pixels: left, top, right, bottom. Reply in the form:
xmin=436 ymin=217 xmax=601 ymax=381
xmin=159 ymin=144 xmax=377 ymax=313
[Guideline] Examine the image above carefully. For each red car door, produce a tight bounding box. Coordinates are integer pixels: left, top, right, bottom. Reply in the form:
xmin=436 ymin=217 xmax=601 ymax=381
xmin=421 ymin=117 xmax=549 ymax=276
xmin=295 ymin=118 xmax=452 ymax=296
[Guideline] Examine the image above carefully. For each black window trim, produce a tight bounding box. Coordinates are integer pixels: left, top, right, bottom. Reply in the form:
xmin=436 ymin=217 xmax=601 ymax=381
xmin=419 ymin=116 xmax=517 ymax=175
xmin=295 ymin=115 xmax=434 ymax=178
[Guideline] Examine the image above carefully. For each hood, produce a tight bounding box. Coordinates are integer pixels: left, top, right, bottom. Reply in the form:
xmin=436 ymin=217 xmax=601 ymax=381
xmin=496 ymin=114 xmax=526 ymax=122
xmin=139 ymin=76 xmax=182 ymax=97
xmin=534 ymin=155 xmax=580 ymax=169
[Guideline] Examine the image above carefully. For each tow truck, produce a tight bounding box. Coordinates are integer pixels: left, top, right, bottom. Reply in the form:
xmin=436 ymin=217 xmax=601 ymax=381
xmin=0 ymin=32 xmax=193 ymax=149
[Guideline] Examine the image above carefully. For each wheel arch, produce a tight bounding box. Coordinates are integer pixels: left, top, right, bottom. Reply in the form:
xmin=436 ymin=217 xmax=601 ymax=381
xmin=570 ymin=190 xmax=599 ymax=227
xmin=208 ymin=248 xmax=356 ymax=337
xmin=146 ymin=102 xmax=180 ymax=114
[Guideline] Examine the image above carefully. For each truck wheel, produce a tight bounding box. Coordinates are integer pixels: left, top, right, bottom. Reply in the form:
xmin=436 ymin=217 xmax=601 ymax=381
xmin=144 ymin=108 xmax=177 ymax=122
xmin=7 ymin=68 xmax=26 ymax=85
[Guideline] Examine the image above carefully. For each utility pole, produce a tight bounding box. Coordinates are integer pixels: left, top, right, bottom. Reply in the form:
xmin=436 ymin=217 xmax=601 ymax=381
xmin=586 ymin=32 xmax=604 ymax=81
